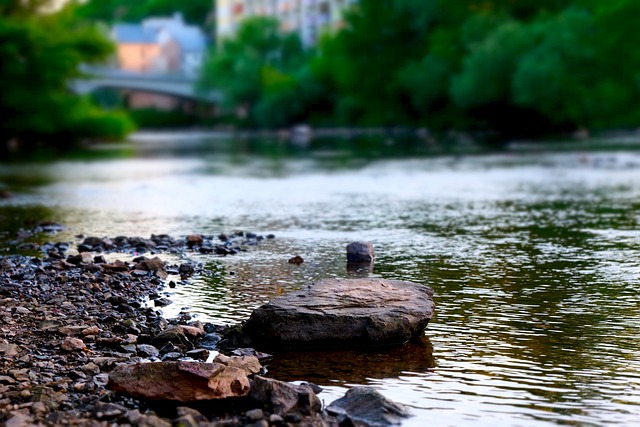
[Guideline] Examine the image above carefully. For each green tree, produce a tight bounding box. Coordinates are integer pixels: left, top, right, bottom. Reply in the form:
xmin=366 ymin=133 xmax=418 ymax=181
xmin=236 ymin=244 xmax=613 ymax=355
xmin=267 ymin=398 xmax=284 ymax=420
xmin=198 ymin=17 xmax=309 ymax=127
xmin=313 ymin=0 xmax=440 ymax=125
xmin=511 ymin=8 xmax=598 ymax=128
xmin=0 ymin=1 xmax=134 ymax=151
xmin=71 ymin=0 xmax=214 ymax=28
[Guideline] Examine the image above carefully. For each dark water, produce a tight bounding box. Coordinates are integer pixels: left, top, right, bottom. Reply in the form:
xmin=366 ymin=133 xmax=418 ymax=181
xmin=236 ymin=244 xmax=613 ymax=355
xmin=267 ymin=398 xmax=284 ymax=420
xmin=2 ymin=133 xmax=640 ymax=426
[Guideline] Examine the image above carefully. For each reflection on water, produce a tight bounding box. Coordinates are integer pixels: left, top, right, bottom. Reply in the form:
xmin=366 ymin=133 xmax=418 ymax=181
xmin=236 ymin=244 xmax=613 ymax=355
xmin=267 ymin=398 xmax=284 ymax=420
xmin=265 ymin=337 xmax=436 ymax=385
xmin=2 ymin=134 xmax=640 ymax=426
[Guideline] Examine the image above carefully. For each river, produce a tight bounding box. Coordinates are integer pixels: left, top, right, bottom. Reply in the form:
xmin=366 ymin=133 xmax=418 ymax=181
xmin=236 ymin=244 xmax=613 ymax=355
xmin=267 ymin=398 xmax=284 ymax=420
xmin=2 ymin=132 xmax=640 ymax=426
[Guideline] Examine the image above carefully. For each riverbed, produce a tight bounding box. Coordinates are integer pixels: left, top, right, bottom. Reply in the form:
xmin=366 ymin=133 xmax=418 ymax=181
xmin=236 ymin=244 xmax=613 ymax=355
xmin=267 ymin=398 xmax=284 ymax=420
xmin=2 ymin=132 xmax=640 ymax=426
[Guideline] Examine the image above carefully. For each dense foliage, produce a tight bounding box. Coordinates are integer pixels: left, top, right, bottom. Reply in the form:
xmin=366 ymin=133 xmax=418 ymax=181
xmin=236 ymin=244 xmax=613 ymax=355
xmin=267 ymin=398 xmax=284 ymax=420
xmin=200 ymin=0 xmax=640 ymax=137
xmin=0 ymin=0 xmax=134 ymax=152
xmin=198 ymin=17 xmax=319 ymax=128
xmin=71 ymin=0 xmax=214 ymax=27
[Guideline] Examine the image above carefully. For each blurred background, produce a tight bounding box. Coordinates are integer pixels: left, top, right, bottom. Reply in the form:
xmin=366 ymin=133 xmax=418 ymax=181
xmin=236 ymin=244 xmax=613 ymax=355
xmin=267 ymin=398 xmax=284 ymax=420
xmin=2 ymin=1 xmax=640 ymax=426
xmin=2 ymin=0 xmax=640 ymax=150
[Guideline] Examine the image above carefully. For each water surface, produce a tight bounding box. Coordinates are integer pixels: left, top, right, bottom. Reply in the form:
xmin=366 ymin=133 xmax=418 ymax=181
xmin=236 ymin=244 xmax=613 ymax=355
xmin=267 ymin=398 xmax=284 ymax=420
xmin=2 ymin=133 xmax=640 ymax=426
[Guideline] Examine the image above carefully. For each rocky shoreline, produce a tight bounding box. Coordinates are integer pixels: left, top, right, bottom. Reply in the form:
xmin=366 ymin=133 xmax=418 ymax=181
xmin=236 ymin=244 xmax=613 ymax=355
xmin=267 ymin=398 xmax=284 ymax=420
xmin=1 ymin=231 xmax=415 ymax=427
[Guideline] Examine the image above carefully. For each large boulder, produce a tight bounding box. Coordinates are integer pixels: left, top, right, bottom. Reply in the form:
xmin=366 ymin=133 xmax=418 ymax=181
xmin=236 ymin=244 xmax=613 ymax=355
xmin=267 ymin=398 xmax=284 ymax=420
xmin=239 ymin=278 xmax=434 ymax=350
xmin=107 ymin=357 xmax=261 ymax=401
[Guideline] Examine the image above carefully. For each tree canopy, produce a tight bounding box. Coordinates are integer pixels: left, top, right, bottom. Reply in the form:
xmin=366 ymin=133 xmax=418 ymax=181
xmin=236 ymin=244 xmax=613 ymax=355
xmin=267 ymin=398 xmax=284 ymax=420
xmin=198 ymin=0 xmax=640 ymax=137
xmin=71 ymin=0 xmax=214 ymax=27
xmin=198 ymin=17 xmax=316 ymax=128
xmin=0 ymin=0 xmax=133 ymax=151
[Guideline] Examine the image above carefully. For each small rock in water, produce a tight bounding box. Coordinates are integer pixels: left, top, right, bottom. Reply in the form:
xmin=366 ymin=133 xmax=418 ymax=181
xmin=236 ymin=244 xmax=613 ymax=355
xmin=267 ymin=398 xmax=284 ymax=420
xmin=346 ymin=241 xmax=375 ymax=263
xmin=288 ymin=255 xmax=304 ymax=264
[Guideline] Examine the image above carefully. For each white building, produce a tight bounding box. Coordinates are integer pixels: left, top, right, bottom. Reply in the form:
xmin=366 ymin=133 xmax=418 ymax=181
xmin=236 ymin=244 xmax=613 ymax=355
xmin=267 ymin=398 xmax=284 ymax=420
xmin=216 ymin=0 xmax=357 ymax=47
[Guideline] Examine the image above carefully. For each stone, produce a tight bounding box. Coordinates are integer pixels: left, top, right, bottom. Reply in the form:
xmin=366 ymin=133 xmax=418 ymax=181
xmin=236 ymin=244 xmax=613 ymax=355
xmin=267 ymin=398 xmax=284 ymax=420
xmin=5 ymin=412 xmax=34 ymax=427
xmin=82 ymin=326 xmax=100 ymax=336
xmin=135 ymin=413 xmax=171 ymax=427
xmin=0 ymin=343 xmax=20 ymax=357
xmin=186 ymin=235 xmax=203 ymax=247
xmin=153 ymin=325 xmax=205 ymax=349
xmin=249 ymin=376 xmax=321 ymax=416
xmin=245 ymin=408 xmax=264 ymax=421
xmin=346 ymin=241 xmax=375 ymax=263
xmin=61 ymin=337 xmax=86 ymax=352
xmin=134 ymin=256 xmax=165 ymax=272
xmin=288 ymin=255 xmax=304 ymax=264
xmin=153 ymin=297 xmax=172 ymax=307
xmin=176 ymin=406 xmax=207 ymax=422
xmin=327 ymin=386 xmax=413 ymax=427
xmin=269 ymin=414 xmax=284 ymax=424
xmin=137 ymin=344 xmax=160 ymax=358
xmin=240 ymin=278 xmax=434 ymax=350
xmin=67 ymin=252 xmax=94 ymax=265
xmin=107 ymin=361 xmax=253 ymax=401
xmin=178 ymin=264 xmax=194 ymax=275
xmin=58 ymin=325 xmax=90 ymax=336
xmin=214 ymin=354 xmax=262 ymax=375
xmin=93 ymin=402 xmax=128 ymax=420
xmin=82 ymin=236 xmax=103 ymax=247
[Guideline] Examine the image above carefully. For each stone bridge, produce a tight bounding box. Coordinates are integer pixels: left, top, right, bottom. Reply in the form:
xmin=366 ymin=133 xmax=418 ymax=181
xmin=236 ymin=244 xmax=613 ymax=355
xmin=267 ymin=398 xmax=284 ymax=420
xmin=71 ymin=66 xmax=222 ymax=103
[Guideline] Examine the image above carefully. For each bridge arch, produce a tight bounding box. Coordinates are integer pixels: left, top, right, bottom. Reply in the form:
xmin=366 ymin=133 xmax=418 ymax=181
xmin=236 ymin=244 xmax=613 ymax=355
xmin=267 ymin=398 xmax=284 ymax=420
xmin=71 ymin=66 xmax=222 ymax=104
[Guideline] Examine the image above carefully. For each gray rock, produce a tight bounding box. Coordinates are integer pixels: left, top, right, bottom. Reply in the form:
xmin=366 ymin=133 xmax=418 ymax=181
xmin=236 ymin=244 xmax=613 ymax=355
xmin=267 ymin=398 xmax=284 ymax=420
xmin=241 ymin=278 xmax=434 ymax=350
xmin=249 ymin=376 xmax=321 ymax=416
xmin=346 ymin=241 xmax=375 ymax=263
xmin=327 ymin=386 xmax=413 ymax=427
xmin=93 ymin=402 xmax=128 ymax=420
xmin=137 ymin=344 xmax=160 ymax=358
xmin=245 ymin=408 xmax=264 ymax=421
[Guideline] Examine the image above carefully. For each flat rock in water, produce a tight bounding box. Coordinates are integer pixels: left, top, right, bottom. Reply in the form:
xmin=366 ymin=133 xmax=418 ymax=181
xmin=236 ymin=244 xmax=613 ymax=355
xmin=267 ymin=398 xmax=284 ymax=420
xmin=240 ymin=278 xmax=434 ymax=350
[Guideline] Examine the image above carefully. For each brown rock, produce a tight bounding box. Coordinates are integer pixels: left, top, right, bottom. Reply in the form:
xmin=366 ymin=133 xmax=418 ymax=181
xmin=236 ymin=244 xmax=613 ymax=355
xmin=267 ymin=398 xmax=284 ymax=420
xmin=5 ymin=412 xmax=34 ymax=427
xmin=186 ymin=235 xmax=204 ymax=247
xmin=0 ymin=343 xmax=20 ymax=357
xmin=101 ymin=260 xmax=129 ymax=272
xmin=82 ymin=326 xmax=100 ymax=336
xmin=107 ymin=360 xmax=255 ymax=401
xmin=58 ymin=325 xmax=90 ymax=336
xmin=213 ymin=354 xmax=262 ymax=375
xmin=153 ymin=325 xmax=205 ymax=348
xmin=134 ymin=257 xmax=166 ymax=273
xmin=67 ymin=252 xmax=94 ymax=265
xmin=241 ymin=278 xmax=435 ymax=350
xmin=61 ymin=337 xmax=86 ymax=352
xmin=288 ymin=255 xmax=304 ymax=264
